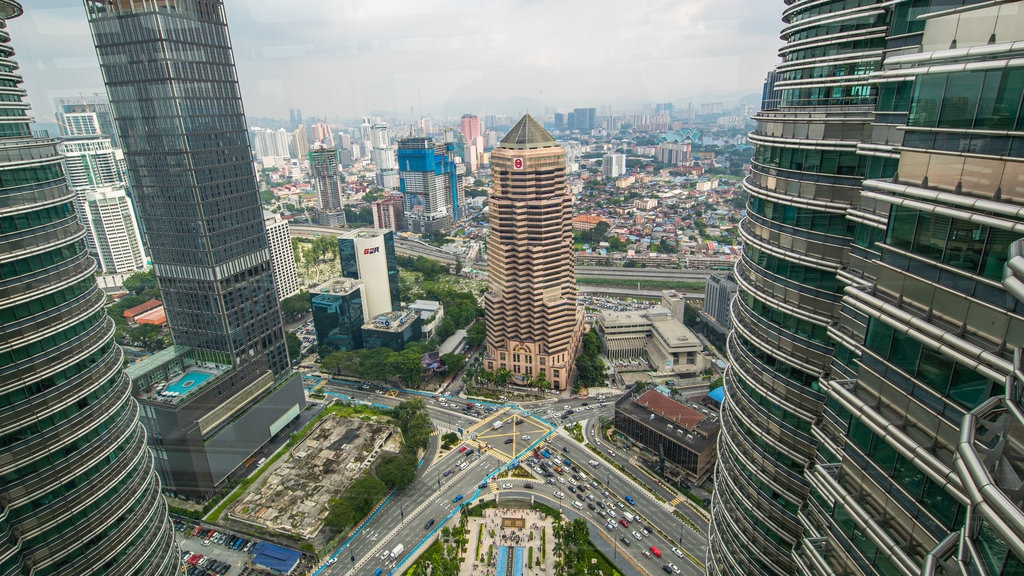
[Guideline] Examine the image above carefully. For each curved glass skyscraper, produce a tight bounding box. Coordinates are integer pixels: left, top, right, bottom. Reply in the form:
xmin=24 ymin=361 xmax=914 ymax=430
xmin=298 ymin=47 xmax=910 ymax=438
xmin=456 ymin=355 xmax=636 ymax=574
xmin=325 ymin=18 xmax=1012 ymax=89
xmin=0 ymin=2 xmax=177 ymax=575
xmin=712 ymin=1 xmax=1024 ymax=575
xmin=710 ymin=1 xmax=884 ymax=573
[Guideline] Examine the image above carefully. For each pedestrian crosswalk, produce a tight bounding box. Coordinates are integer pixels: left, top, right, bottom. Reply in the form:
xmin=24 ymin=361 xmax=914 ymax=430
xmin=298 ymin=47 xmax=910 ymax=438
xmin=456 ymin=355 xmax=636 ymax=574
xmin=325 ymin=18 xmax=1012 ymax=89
xmin=669 ymin=495 xmax=683 ymax=506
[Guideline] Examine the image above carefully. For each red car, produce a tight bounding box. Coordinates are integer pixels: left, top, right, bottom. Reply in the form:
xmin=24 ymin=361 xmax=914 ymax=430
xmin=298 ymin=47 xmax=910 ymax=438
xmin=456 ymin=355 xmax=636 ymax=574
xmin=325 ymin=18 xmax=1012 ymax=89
xmin=458 ymin=445 xmax=467 ymax=453
xmin=650 ymin=545 xmax=662 ymax=558
xmin=619 ymin=519 xmax=629 ymax=528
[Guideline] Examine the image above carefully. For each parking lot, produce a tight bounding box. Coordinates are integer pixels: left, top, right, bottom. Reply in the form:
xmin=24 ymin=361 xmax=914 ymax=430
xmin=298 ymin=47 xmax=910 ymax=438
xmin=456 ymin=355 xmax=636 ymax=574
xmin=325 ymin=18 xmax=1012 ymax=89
xmin=174 ymin=521 xmax=265 ymax=576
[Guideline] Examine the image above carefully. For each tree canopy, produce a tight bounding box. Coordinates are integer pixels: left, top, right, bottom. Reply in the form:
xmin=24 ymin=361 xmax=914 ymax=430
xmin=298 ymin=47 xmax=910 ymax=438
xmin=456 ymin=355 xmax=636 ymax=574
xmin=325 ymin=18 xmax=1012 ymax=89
xmin=574 ymin=329 xmax=605 ymax=393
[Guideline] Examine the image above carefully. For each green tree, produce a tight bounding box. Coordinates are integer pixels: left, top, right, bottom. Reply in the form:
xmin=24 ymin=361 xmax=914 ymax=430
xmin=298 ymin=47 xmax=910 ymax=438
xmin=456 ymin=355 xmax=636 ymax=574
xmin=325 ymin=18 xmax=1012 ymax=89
xmin=123 ymin=270 xmax=158 ymax=297
xmin=285 ymin=332 xmax=302 ymax=360
xmin=395 ymin=349 xmax=425 ymax=386
xmin=440 ymin=353 xmax=466 ymax=374
xmin=466 ymin=322 xmax=486 ymax=347
xmin=321 ymin=350 xmax=358 ymax=375
xmin=374 ymin=452 xmax=417 ymax=491
xmin=358 ymin=347 xmax=396 ymax=381
xmin=573 ymin=330 xmax=605 ymax=392
xmin=280 ymin=291 xmax=311 ymax=318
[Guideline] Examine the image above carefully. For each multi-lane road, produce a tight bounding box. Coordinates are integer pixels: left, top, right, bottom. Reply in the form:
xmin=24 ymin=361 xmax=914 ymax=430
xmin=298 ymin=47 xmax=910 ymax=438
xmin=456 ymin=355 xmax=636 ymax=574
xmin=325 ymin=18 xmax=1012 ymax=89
xmin=308 ymin=378 xmax=709 ymax=576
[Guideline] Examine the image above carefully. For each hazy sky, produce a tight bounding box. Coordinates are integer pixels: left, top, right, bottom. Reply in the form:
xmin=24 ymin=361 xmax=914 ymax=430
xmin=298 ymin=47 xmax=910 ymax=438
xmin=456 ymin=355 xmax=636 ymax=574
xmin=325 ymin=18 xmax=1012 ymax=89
xmin=11 ymin=0 xmax=782 ymax=124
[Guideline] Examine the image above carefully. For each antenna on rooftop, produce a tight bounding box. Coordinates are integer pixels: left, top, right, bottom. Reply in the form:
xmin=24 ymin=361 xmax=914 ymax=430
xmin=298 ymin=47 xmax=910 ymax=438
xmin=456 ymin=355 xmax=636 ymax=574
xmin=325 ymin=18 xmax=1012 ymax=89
xmin=417 ymin=88 xmax=425 ymax=137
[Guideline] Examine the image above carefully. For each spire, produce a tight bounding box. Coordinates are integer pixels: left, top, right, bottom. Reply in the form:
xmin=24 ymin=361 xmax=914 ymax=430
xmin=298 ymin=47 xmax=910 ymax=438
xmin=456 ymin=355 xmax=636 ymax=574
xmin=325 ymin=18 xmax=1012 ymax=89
xmin=499 ymin=113 xmax=556 ymax=149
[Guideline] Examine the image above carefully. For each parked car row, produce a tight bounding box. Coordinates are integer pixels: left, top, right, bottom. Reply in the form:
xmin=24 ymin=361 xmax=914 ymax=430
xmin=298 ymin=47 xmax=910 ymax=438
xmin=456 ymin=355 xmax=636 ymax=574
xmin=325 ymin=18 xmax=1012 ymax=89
xmin=178 ymin=521 xmax=257 ymax=554
xmin=180 ymin=550 xmax=231 ymax=576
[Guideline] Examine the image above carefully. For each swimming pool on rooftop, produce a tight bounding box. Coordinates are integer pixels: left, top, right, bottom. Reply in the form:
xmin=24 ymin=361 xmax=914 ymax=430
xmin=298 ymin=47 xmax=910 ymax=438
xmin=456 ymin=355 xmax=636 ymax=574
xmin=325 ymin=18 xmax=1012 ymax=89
xmin=164 ymin=370 xmax=214 ymax=397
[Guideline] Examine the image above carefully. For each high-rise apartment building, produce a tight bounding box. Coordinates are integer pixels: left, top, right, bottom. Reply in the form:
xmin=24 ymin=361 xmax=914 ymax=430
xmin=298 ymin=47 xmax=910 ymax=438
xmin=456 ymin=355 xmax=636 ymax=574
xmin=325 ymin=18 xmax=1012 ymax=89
xmin=59 ymin=137 xmax=147 ymax=274
xmin=309 ymin=142 xmax=345 ymax=214
xmin=371 ymin=123 xmax=399 ymax=189
xmin=397 ymin=136 xmax=463 ymax=233
xmin=700 ymin=273 xmax=736 ymax=335
xmin=710 ymin=2 xmax=1024 ymax=576
xmin=371 ymin=193 xmax=406 ymax=231
xmin=310 ymin=121 xmax=334 ymax=147
xmin=292 ymin=124 xmax=309 ymax=161
xmin=0 ymin=3 xmax=178 ymax=574
xmin=602 ymin=153 xmax=626 ymax=179
xmin=569 ymin=107 xmax=596 ymax=133
xmin=484 ymin=114 xmax=582 ymax=392
xmin=85 ymin=0 xmax=304 ymax=500
xmin=55 ymin=92 xmax=120 ymax=146
xmin=264 ymin=211 xmax=300 ymax=300
xmin=460 ymin=113 xmax=481 ymax=141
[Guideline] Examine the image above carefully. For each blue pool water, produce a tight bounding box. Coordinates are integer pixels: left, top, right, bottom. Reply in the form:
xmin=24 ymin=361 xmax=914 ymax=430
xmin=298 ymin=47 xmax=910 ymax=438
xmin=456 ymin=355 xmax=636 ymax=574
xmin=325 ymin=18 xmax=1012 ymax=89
xmin=164 ymin=370 xmax=213 ymax=397
xmin=513 ymin=546 xmax=524 ymax=576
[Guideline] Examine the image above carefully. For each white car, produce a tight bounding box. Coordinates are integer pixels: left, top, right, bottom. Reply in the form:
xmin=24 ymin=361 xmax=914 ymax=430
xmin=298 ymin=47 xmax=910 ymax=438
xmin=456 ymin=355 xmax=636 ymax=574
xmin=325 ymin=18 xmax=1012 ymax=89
xmin=667 ymin=563 xmax=681 ymax=574
xmin=672 ymin=547 xmax=684 ymax=558
xmin=632 ymin=531 xmax=642 ymax=540
xmin=605 ymin=522 xmax=616 ymax=530
xmin=501 ymin=482 xmax=512 ymax=489
xmin=557 ymin=477 xmax=566 ymax=484
xmin=553 ymin=491 xmax=565 ymax=499
xmin=380 ymin=551 xmax=390 ymax=560
xmin=522 ymin=435 xmax=531 ymax=440
xmin=617 ymin=501 xmax=625 ymax=509
xmin=325 ymin=558 xmax=337 ymax=566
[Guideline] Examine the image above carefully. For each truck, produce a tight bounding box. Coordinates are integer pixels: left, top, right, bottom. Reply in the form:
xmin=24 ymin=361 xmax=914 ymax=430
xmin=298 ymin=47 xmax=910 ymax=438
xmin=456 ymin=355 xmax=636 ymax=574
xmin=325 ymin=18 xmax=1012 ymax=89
xmin=492 ymin=420 xmax=504 ymax=430
xmin=622 ymin=512 xmax=636 ymax=522
xmin=390 ymin=543 xmax=404 ymax=560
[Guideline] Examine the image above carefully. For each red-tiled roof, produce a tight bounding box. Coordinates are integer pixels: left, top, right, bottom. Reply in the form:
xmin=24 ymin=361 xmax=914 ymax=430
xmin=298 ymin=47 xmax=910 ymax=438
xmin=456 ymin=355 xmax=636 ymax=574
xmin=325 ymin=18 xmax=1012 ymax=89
xmin=634 ymin=389 xmax=705 ymax=431
xmin=135 ymin=307 xmax=166 ymax=325
xmin=122 ymin=299 xmax=162 ymax=319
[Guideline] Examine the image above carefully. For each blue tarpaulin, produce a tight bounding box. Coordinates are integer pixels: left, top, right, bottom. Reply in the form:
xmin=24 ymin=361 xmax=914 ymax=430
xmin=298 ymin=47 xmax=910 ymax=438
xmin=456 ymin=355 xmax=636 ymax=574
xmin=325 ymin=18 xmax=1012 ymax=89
xmin=708 ymin=386 xmax=725 ymax=405
xmin=252 ymin=541 xmax=301 ymax=574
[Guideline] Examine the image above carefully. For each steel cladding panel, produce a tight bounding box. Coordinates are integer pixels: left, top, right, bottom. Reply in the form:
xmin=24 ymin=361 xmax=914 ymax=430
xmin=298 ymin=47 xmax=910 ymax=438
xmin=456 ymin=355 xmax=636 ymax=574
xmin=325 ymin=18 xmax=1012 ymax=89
xmin=204 ymin=373 xmax=305 ymax=484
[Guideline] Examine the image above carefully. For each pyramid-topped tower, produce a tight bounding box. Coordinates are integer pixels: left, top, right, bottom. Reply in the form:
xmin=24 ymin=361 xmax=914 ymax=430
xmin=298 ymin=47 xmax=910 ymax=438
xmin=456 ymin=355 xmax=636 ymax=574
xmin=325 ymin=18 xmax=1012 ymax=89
xmin=484 ymin=114 xmax=583 ymax=392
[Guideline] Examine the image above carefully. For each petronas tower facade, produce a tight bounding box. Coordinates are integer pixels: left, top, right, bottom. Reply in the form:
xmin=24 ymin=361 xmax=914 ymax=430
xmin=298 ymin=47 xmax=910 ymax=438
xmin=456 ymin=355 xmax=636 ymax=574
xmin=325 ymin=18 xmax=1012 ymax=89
xmin=0 ymin=2 xmax=177 ymax=575
xmin=710 ymin=1 xmax=1024 ymax=575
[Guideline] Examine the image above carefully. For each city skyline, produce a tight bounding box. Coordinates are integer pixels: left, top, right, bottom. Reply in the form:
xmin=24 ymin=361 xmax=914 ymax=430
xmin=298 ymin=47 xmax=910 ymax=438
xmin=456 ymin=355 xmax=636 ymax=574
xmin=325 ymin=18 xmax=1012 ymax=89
xmin=13 ymin=0 xmax=781 ymax=123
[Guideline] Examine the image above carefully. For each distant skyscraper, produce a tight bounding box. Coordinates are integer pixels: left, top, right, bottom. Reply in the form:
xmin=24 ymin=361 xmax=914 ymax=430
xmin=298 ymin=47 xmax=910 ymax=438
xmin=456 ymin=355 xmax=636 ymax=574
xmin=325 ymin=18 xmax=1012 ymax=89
xmin=292 ymin=123 xmax=309 ymax=160
xmin=372 ymin=193 xmax=406 ymax=231
xmin=700 ymin=274 xmax=735 ymax=334
xmin=55 ymin=92 xmax=120 ymax=147
xmin=554 ymin=112 xmax=566 ymax=131
xmin=85 ymin=0 xmax=304 ymax=499
xmin=602 ymin=153 xmax=626 ymax=179
xmin=264 ymin=211 xmax=300 ymax=300
xmin=760 ymin=70 xmax=782 ymax=111
xmin=371 ymin=122 xmax=399 ymax=188
xmin=460 ymin=113 xmax=481 ymax=141
xmin=288 ymin=107 xmax=302 ymax=129
xmin=485 ymin=114 xmax=582 ymax=392
xmin=710 ymin=2 xmax=1024 ymax=576
xmin=397 ymin=136 xmax=463 ymax=233
xmin=60 ymin=137 xmax=147 ymax=274
xmin=0 ymin=3 xmax=177 ymax=574
xmin=570 ymin=107 xmax=596 ymax=132
xmin=309 ymin=142 xmax=345 ymax=214
xmin=338 ymin=229 xmax=400 ymax=319
xmin=310 ymin=121 xmax=334 ymax=147
xmin=250 ymin=127 xmax=288 ymax=158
